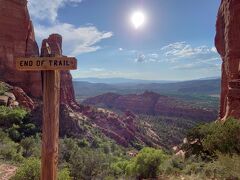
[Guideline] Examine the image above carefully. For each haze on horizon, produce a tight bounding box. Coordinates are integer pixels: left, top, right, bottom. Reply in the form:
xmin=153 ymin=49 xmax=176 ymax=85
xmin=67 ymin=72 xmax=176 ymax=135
xmin=28 ymin=0 xmax=221 ymax=81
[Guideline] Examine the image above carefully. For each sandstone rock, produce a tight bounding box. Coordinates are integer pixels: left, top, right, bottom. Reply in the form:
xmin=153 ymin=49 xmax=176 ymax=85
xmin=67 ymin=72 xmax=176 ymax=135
xmin=172 ymin=146 xmax=179 ymax=152
xmin=11 ymin=86 xmax=34 ymax=110
xmin=4 ymin=92 xmax=16 ymax=101
xmin=0 ymin=0 xmax=41 ymax=98
xmin=215 ymin=0 xmax=240 ymax=120
xmin=175 ymin=150 xmax=186 ymax=159
xmin=12 ymin=101 xmax=19 ymax=107
xmin=0 ymin=96 xmax=9 ymax=106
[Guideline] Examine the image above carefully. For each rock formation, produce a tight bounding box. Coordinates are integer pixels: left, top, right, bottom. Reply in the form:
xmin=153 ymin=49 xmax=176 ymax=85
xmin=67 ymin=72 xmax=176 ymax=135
xmin=0 ymin=81 xmax=34 ymax=110
xmin=215 ymin=0 xmax=240 ymax=120
xmin=0 ymin=0 xmax=41 ymax=97
xmin=83 ymin=91 xmax=218 ymax=121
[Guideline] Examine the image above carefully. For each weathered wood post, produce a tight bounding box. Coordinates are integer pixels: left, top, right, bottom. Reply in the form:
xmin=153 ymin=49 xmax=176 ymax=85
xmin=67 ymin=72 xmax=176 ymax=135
xmin=40 ymin=35 xmax=61 ymax=180
xmin=16 ymin=34 xmax=77 ymax=180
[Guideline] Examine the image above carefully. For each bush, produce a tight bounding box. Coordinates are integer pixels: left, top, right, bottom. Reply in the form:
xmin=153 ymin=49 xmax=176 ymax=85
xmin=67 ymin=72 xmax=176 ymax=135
xmin=12 ymin=158 xmax=72 ymax=180
xmin=126 ymin=147 xmax=168 ymax=179
xmin=11 ymin=158 xmax=40 ymax=180
xmin=0 ymin=106 xmax=28 ymax=124
xmin=186 ymin=118 xmax=240 ymax=157
xmin=20 ymin=136 xmax=40 ymax=158
xmin=0 ymin=106 xmax=39 ymax=142
xmin=160 ymin=156 xmax=185 ymax=176
xmin=58 ymin=168 xmax=72 ymax=180
xmin=110 ymin=159 xmax=129 ymax=177
xmin=69 ymin=148 xmax=111 ymax=179
xmin=0 ymin=129 xmax=24 ymax=162
xmin=202 ymin=153 xmax=240 ymax=179
xmin=0 ymin=82 xmax=8 ymax=95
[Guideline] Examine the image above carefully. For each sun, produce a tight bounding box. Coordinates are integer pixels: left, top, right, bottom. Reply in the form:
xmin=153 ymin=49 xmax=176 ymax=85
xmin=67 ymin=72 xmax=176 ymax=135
xmin=131 ymin=11 xmax=146 ymax=29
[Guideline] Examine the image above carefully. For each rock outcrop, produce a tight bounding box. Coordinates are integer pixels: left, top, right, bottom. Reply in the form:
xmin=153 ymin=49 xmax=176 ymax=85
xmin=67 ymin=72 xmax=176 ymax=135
xmin=215 ymin=0 xmax=240 ymax=120
xmin=0 ymin=0 xmax=41 ymax=97
xmin=83 ymin=91 xmax=218 ymax=121
xmin=0 ymin=81 xmax=34 ymax=110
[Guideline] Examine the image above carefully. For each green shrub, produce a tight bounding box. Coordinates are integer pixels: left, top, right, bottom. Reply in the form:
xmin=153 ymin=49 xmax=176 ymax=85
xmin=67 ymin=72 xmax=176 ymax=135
xmin=0 ymin=129 xmax=24 ymax=162
xmin=59 ymin=138 xmax=79 ymax=163
xmin=69 ymin=148 xmax=111 ymax=179
xmin=186 ymin=118 xmax=240 ymax=157
xmin=0 ymin=106 xmax=39 ymax=142
xmin=20 ymin=136 xmax=40 ymax=158
xmin=0 ymin=106 xmax=28 ymax=123
xmin=110 ymin=159 xmax=129 ymax=177
xmin=126 ymin=147 xmax=168 ymax=179
xmin=12 ymin=158 xmax=72 ymax=180
xmin=0 ymin=82 xmax=8 ymax=95
xmin=202 ymin=153 xmax=240 ymax=179
xmin=11 ymin=158 xmax=40 ymax=180
xmin=160 ymin=156 xmax=185 ymax=176
xmin=58 ymin=168 xmax=72 ymax=180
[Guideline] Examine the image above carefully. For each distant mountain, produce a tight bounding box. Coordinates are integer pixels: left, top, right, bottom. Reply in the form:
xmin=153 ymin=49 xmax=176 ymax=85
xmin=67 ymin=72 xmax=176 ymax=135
xmin=73 ymin=77 xmax=178 ymax=84
xmin=73 ymin=78 xmax=221 ymax=101
xmin=83 ymin=91 xmax=218 ymax=121
xmin=197 ymin=76 xmax=220 ymax=80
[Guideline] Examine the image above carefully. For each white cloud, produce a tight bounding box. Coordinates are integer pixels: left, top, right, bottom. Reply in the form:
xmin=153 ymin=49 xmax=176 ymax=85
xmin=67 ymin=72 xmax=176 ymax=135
xmin=133 ymin=42 xmax=221 ymax=72
xmin=135 ymin=53 xmax=146 ymax=63
xmin=90 ymin=68 xmax=105 ymax=72
xmin=149 ymin=53 xmax=159 ymax=59
xmin=28 ymin=0 xmax=83 ymax=22
xmin=172 ymin=61 xmax=221 ymax=70
xmin=118 ymin=48 xmax=123 ymax=51
xmin=35 ymin=23 xmax=113 ymax=56
xmin=161 ymin=42 xmax=218 ymax=60
xmin=72 ymin=69 xmax=140 ymax=78
xmin=28 ymin=0 xmax=113 ymax=56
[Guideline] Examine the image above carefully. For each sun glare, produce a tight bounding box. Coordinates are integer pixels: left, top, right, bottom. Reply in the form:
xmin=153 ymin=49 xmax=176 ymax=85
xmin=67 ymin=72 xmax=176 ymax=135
xmin=131 ymin=11 xmax=146 ymax=29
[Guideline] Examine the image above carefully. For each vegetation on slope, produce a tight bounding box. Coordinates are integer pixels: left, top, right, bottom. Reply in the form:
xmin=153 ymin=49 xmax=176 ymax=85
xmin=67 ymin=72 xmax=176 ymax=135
xmin=0 ymin=93 xmax=239 ymax=179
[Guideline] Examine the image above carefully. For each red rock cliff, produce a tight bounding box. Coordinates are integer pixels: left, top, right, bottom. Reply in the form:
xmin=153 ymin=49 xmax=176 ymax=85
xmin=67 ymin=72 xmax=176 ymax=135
xmin=0 ymin=0 xmax=41 ymax=97
xmin=215 ymin=0 xmax=240 ymax=120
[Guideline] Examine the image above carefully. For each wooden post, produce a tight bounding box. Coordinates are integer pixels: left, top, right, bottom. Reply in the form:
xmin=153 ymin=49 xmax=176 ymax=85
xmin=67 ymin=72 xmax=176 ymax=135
xmin=41 ymin=70 xmax=60 ymax=180
xmin=16 ymin=34 xmax=77 ymax=180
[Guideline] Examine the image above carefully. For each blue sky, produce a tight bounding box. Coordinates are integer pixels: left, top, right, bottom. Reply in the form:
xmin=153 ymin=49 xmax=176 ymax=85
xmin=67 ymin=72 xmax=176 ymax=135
xmin=28 ymin=0 xmax=221 ymax=80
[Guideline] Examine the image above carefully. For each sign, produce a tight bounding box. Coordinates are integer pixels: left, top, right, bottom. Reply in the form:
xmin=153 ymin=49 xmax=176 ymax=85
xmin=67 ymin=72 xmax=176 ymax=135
xmin=16 ymin=36 xmax=77 ymax=180
xmin=16 ymin=57 xmax=77 ymax=71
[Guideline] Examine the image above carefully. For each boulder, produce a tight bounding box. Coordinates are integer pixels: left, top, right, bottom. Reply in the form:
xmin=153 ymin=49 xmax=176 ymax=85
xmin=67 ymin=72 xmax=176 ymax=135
xmin=4 ymin=92 xmax=16 ymax=101
xmin=12 ymin=101 xmax=19 ymax=107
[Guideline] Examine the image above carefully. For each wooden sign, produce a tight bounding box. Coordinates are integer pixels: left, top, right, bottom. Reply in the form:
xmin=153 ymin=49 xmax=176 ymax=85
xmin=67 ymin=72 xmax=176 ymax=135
xmin=16 ymin=57 xmax=77 ymax=71
xmin=16 ymin=35 xmax=77 ymax=180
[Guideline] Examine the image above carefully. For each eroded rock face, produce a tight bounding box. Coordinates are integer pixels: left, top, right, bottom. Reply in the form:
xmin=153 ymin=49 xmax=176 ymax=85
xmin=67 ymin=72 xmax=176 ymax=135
xmin=0 ymin=0 xmax=41 ymax=97
xmin=83 ymin=91 xmax=218 ymax=121
xmin=0 ymin=81 xmax=34 ymax=110
xmin=215 ymin=0 xmax=240 ymax=120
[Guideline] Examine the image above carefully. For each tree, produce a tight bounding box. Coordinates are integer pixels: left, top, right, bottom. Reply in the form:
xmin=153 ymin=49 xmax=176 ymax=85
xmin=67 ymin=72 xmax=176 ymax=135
xmin=126 ymin=147 xmax=168 ymax=179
